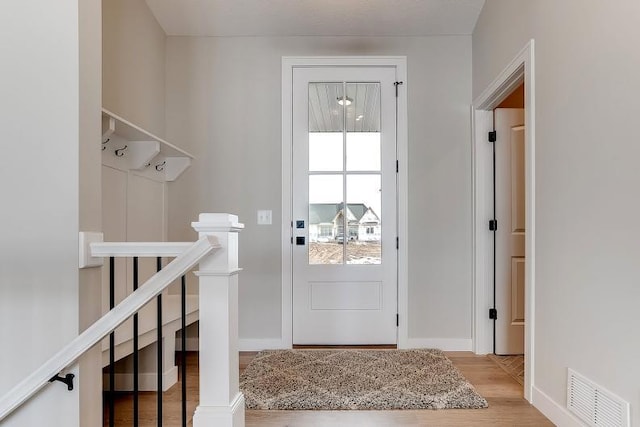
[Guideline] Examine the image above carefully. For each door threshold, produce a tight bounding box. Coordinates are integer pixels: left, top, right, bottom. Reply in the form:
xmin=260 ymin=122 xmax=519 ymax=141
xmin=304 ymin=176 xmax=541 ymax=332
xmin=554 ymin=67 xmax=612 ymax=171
xmin=292 ymin=344 xmax=397 ymax=350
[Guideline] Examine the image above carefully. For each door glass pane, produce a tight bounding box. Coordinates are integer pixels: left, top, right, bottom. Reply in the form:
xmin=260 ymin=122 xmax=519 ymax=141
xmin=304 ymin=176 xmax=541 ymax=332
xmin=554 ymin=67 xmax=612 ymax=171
xmin=309 ymin=133 xmax=343 ymax=171
xmin=309 ymin=175 xmax=344 ymax=265
xmin=307 ymin=81 xmax=384 ymax=266
xmin=346 ymin=82 xmax=381 ymax=171
xmin=308 ymin=83 xmax=344 ymax=171
xmin=346 ymin=132 xmax=381 ymax=171
xmin=346 ymin=174 xmax=382 ymax=264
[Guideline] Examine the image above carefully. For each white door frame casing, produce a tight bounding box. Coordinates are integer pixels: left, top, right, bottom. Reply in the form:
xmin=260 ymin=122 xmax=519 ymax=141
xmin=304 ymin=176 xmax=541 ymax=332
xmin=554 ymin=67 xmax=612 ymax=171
xmin=281 ymin=56 xmax=409 ymax=349
xmin=471 ymin=40 xmax=535 ymax=401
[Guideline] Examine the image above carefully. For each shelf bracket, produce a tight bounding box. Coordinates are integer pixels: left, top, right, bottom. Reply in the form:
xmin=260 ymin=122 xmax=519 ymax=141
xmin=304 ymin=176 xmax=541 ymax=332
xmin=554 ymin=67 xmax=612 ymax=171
xmin=102 ymin=116 xmax=115 ymax=141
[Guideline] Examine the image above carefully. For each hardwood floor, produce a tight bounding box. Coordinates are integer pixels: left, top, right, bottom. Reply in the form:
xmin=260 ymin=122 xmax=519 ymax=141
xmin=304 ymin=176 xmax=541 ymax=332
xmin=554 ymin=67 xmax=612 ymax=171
xmin=105 ymin=351 xmax=553 ymax=426
xmin=488 ymin=354 xmax=525 ymax=386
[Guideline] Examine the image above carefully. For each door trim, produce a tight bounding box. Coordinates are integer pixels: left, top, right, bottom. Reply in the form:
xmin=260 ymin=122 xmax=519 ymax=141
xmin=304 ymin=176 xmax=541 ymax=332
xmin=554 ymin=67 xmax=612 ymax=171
xmin=471 ymin=40 xmax=535 ymax=401
xmin=282 ymin=56 xmax=408 ymax=348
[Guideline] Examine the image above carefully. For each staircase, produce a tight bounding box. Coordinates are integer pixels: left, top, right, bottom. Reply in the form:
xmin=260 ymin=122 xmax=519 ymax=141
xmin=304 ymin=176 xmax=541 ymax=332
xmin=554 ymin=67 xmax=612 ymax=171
xmin=0 ymin=213 xmax=245 ymax=427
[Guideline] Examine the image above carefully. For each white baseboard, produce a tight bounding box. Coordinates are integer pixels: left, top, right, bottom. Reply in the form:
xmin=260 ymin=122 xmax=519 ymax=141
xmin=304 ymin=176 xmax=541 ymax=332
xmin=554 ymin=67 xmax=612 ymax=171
xmin=532 ymin=386 xmax=583 ymax=427
xmin=402 ymin=338 xmax=472 ymax=351
xmin=238 ymin=338 xmax=471 ymax=351
xmin=193 ymin=392 xmax=245 ymax=427
xmin=104 ymin=366 xmax=178 ymax=392
xmin=238 ymin=338 xmax=286 ymax=351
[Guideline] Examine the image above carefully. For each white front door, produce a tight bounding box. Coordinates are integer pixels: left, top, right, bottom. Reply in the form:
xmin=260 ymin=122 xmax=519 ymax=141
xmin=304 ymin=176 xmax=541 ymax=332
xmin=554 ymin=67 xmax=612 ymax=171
xmin=292 ymin=66 xmax=398 ymax=345
xmin=494 ymin=108 xmax=525 ymax=355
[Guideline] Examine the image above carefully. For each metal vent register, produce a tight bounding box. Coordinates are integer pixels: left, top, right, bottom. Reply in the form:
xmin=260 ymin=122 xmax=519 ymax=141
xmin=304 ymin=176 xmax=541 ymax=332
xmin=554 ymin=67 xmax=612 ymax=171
xmin=567 ymin=369 xmax=629 ymax=427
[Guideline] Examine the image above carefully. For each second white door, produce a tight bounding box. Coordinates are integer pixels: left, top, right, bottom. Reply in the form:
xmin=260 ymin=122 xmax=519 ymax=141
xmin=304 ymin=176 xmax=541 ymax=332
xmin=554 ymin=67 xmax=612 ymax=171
xmin=495 ymin=108 xmax=525 ymax=355
xmin=292 ymin=66 xmax=398 ymax=345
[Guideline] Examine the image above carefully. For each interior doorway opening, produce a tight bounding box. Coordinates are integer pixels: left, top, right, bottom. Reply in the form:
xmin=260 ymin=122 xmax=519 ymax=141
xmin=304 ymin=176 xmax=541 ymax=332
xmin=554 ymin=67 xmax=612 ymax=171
xmin=472 ymin=40 xmax=535 ymax=401
xmin=492 ymin=85 xmax=525 ymax=356
xmin=488 ymin=84 xmax=526 ymax=387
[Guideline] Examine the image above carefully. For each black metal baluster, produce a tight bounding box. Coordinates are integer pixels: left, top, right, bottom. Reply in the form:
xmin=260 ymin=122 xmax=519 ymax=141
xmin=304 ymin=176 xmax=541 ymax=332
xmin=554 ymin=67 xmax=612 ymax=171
xmin=109 ymin=256 xmax=115 ymax=427
xmin=181 ymin=275 xmax=187 ymax=427
xmin=156 ymin=257 xmax=163 ymax=426
xmin=133 ymin=257 xmax=140 ymax=427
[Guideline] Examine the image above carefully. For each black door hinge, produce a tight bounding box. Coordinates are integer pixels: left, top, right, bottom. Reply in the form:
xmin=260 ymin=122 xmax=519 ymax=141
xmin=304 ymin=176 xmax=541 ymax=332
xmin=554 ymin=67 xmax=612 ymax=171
xmin=396 ymin=237 xmax=399 ymax=249
xmin=396 ymin=159 xmax=399 ymax=173
xmin=394 ymin=81 xmax=404 ymax=97
xmin=489 ymin=219 xmax=498 ymax=231
xmin=290 ymin=236 xmax=293 ymax=244
xmin=396 ymin=313 xmax=399 ymax=327
xmin=489 ymin=308 xmax=498 ymax=320
xmin=488 ymin=131 xmax=497 ymax=142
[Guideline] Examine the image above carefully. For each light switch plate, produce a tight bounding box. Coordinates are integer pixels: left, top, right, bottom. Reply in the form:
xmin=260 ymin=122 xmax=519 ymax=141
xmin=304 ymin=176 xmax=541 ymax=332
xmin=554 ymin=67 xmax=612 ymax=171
xmin=257 ymin=210 xmax=272 ymax=225
xmin=79 ymin=231 xmax=104 ymax=268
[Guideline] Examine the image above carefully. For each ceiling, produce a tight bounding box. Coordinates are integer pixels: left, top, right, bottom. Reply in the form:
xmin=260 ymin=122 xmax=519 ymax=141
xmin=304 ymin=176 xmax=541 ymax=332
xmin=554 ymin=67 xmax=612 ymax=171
xmin=145 ymin=0 xmax=486 ymax=37
xmin=309 ymin=82 xmax=381 ymax=133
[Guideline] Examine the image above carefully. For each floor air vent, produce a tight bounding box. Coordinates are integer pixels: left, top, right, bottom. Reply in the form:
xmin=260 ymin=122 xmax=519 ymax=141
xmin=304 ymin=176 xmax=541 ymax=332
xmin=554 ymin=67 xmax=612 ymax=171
xmin=567 ymin=368 xmax=629 ymax=427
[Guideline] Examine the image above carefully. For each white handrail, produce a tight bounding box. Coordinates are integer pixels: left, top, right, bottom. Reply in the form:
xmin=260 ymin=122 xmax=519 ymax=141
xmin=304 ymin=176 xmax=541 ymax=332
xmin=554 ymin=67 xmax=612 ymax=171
xmin=0 ymin=235 xmax=220 ymax=422
xmin=91 ymin=241 xmax=194 ymax=257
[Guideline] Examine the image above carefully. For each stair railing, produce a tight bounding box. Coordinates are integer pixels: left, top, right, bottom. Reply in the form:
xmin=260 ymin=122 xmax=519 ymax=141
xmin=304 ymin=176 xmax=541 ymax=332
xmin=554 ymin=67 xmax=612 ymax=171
xmin=94 ymin=242 xmax=196 ymax=427
xmin=0 ymin=213 xmax=246 ymax=427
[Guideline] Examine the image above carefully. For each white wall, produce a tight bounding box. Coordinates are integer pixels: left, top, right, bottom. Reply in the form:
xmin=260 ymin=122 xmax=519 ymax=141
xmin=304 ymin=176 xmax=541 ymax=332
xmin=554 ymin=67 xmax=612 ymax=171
xmin=102 ymin=0 xmax=169 ymax=250
xmin=473 ymin=1 xmax=640 ymax=423
xmin=101 ymin=0 xmax=171 ymax=297
xmin=78 ymin=0 xmax=103 ymax=425
xmin=165 ymin=36 xmax=472 ymax=345
xmin=103 ymin=0 xmax=167 ymax=137
xmin=0 ymin=1 xmax=81 ymax=425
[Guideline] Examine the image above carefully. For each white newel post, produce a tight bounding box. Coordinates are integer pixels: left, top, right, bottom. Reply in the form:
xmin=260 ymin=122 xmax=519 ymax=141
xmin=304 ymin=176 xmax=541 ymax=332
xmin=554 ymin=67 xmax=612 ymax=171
xmin=191 ymin=213 xmax=245 ymax=427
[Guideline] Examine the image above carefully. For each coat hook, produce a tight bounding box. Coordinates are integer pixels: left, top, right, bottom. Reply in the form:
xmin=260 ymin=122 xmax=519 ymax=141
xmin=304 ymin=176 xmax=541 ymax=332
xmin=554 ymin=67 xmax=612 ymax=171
xmin=155 ymin=161 xmax=166 ymax=171
xmin=114 ymin=145 xmax=128 ymax=157
xmin=144 ymin=162 xmax=151 ymax=168
xmin=102 ymin=138 xmax=110 ymax=151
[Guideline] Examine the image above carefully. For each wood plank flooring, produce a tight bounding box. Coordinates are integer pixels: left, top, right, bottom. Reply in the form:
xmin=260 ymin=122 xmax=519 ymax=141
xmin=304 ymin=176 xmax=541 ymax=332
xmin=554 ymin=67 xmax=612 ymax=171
xmin=488 ymin=354 xmax=525 ymax=386
xmin=104 ymin=351 xmax=553 ymax=426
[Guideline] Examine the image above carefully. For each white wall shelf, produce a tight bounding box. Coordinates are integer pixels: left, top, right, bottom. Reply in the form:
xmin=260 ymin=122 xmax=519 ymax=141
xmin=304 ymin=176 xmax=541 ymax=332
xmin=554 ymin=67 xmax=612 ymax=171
xmin=102 ymin=108 xmax=193 ymax=181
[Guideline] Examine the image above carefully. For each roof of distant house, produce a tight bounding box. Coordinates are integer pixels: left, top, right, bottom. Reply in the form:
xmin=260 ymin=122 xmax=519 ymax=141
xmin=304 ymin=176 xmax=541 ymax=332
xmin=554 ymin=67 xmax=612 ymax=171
xmin=309 ymin=203 xmax=372 ymax=224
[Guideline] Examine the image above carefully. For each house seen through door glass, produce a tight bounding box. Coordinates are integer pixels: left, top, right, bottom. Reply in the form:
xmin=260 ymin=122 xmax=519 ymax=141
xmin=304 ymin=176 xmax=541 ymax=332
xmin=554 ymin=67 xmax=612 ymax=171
xmin=308 ymin=82 xmax=382 ymax=265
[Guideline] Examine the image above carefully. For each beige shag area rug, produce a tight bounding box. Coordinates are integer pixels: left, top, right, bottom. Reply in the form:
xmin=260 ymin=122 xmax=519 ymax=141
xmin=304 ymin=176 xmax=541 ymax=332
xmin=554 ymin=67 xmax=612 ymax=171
xmin=239 ymin=349 xmax=488 ymax=410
